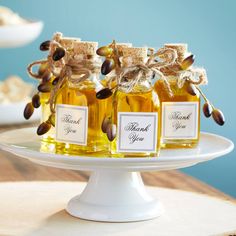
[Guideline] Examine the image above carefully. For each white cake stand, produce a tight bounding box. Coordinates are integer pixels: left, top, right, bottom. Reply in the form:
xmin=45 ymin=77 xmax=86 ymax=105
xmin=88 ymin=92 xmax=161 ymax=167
xmin=0 ymin=127 xmax=233 ymax=222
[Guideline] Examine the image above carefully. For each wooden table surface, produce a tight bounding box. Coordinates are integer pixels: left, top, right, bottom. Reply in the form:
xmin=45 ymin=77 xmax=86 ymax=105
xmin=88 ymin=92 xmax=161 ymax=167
xmin=0 ymin=122 xmax=234 ymax=203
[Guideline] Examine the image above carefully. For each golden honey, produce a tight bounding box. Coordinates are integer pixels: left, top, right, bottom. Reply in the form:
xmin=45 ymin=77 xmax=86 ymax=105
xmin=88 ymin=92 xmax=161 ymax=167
xmin=110 ymin=87 xmax=160 ymax=157
xmin=55 ymin=75 xmax=109 ymax=155
xmin=155 ymin=78 xmax=200 ymax=148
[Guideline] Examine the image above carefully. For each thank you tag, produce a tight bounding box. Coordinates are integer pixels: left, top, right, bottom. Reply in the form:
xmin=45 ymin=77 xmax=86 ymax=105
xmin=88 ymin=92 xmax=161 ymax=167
xmin=162 ymin=102 xmax=199 ymax=139
xmin=55 ymin=104 xmax=88 ymax=145
xmin=117 ymin=112 xmax=158 ymax=153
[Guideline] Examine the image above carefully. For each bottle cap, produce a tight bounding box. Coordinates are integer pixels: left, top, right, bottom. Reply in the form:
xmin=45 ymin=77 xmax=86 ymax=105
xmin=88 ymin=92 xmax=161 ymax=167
xmin=59 ymin=37 xmax=81 ymax=49
xmin=122 ymin=47 xmax=147 ymax=66
xmin=74 ymin=41 xmax=98 ymax=56
xmin=116 ymin=43 xmax=132 ymax=55
xmin=164 ymin=43 xmax=188 ymax=62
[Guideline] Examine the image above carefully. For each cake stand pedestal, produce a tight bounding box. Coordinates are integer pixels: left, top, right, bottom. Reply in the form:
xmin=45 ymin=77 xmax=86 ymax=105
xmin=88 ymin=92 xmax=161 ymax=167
xmin=67 ymin=171 xmax=163 ymax=222
xmin=0 ymin=128 xmax=233 ymax=222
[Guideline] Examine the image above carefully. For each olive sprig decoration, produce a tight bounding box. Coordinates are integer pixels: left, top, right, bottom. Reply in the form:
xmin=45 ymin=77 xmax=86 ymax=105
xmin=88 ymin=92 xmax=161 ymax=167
xmin=37 ymin=113 xmax=55 ymax=135
xmin=97 ymin=40 xmax=121 ymax=75
xmin=177 ymin=54 xmax=225 ymax=126
xmin=96 ymin=41 xmax=122 ymax=141
xmin=100 ymin=89 xmax=118 ymax=142
xmin=194 ymin=85 xmax=224 ymax=126
xmin=180 ymin=54 xmax=195 ymax=71
xmin=24 ymin=39 xmax=67 ymax=135
xmin=95 ymin=40 xmax=121 ymax=100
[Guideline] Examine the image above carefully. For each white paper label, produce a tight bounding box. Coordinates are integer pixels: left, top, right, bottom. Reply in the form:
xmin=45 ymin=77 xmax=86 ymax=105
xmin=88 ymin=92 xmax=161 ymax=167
xmin=117 ymin=112 xmax=158 ymax=153
xmin=55 ymin=104 xmax=88 ymax=145
xmin=162 ymin=102 xmax=199 ymax=139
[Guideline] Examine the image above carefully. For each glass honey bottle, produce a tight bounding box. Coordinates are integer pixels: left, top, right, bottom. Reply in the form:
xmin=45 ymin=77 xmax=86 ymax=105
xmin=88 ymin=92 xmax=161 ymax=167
xmin=40 ymin=36 xmax=82 ymax=144
xmin=54 ymin=41 xmax=109 ymax=155
xmin=109 ymin=47 xmax=160 ymax=157
xmin=154 ymin=44 xmax=200 ymax=148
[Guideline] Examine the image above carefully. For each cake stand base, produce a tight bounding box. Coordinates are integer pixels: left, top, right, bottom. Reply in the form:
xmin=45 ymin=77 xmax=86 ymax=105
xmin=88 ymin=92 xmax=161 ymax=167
xmin=0 ymin=129 xmax=233 ymax=223
xmin=66 ymin=171 xmax=164 ymax=222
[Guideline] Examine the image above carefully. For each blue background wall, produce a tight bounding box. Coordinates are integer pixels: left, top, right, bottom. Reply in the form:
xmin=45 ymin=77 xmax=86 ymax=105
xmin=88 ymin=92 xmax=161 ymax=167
xmin=0 ymin=0 xmax=235 ymax=197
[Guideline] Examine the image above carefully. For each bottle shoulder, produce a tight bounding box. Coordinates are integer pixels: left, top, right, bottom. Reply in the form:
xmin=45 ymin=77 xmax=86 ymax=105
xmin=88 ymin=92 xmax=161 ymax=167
xmin=154 ymin=78 xmax=200 ymax=102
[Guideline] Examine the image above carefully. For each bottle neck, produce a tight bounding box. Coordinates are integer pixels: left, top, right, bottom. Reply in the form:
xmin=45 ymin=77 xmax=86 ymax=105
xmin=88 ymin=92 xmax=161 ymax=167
xmin=67 ymin=72 xmax=102 ymax=91
xmin=118 ymin=74 xmax=153 ymax=94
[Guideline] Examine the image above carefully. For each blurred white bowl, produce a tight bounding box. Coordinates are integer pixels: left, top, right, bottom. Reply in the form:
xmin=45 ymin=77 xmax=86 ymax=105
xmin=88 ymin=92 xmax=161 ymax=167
xmin=0 ymin=20 xmax=43 ymax=48
xmin=0 ymin=101 xmax=40 ymax=125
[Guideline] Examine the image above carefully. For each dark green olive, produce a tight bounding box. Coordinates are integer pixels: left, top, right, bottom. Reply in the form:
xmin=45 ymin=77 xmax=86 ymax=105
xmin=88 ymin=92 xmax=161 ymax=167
xmin=48 ymin=113 xmax=55 ymax=127
xmin=52 ymin=77 xmax=60 ymax=86
xmin=40 ymin=40 xmax=51 ymax=51
xmin=96 ymin=88 xmax=113 ymax=99
xmin=186 ymin=82 xmax=198 ymax=96
xmin=203 ymin=102 xmax=212 ymax=118
xmin=37 ymin=122 xmax=51 ymax=135
xmin=38 ymin=63 xmax=48 ymax=77
xmin=32 ymin=94 xmax=41 ymax=108
xmin=53 ymin=47 xmax=65 ymax=61
xmin=212 ymin=109 xmax=225 ymax=126
xmin=101 ymin=58 xmax=115 ymax=75
xmin=96 ymin=46 xmax=113 ymax=57
xmin=38 ymin=83 xmax=51 ymax=93
xmin=106 ymin=123 xmax=116 ymax=141
xmin=181 ymin=55 xmax=195 ymax=70
xmin=23 ymin=102 xmax=34 ymax=120
xmin=101 ymin=116 xmax=111 ymax=133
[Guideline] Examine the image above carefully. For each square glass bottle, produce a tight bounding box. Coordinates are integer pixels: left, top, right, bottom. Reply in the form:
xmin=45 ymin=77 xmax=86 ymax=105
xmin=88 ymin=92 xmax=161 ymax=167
xmin=109 ymin=47 xmax=160 ymax=157
xmin=154 ymin=44 xmax=200 ymax=148
xmin=54 ymin=41 xmax=109 ymax=155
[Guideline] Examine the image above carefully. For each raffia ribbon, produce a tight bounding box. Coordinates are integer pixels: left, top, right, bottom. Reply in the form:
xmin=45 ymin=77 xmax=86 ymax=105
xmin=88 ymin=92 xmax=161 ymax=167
xmin=48 ymin=57 xmax=100 ymax=113
xmin=107 ymin=47 xmax=178 ymax=95
xmin=176 ymin=67 xmax=207 ymax=88
xmin=27 ymin=32 xmax=101 ymax=113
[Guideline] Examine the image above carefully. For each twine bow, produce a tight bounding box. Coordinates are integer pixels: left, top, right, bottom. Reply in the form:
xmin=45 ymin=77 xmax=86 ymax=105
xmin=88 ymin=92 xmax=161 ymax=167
xmin=177 ymin=67 xmax=207 ymax=88
xmin=158 ymin=48 xmax=208 ymax=89
xmin=111 ymin=47 xmax=178 ymax=95
xmin=27 ymin=32 xmax=101 ymax=113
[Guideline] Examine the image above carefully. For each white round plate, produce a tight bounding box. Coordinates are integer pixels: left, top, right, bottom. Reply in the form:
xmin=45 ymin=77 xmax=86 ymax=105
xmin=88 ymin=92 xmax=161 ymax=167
xmin=0 ymin=127 xmax=233 ymax=172
xmin=0 ymin=20 xmax=43 ymax=48
xmin=0 ymin=128 xmax=233 ymax=222
xmin=0 ymin=103 xmax=40 ymax=125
